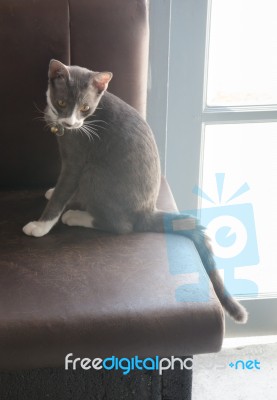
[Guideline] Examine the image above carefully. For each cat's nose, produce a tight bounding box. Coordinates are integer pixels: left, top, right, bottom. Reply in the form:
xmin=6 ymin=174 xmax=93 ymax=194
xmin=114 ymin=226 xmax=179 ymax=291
xmin=60 ymin=118 xmax=82 ymax=129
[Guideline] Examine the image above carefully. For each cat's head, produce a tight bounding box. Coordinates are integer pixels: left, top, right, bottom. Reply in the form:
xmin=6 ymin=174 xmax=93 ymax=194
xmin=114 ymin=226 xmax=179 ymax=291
xmin=46 ymin=59 xmax=113 ymax=129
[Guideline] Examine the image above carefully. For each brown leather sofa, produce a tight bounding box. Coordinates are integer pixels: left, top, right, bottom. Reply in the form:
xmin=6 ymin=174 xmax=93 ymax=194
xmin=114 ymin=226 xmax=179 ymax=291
xmin=0 ymin=0 xmax=224 ymax=398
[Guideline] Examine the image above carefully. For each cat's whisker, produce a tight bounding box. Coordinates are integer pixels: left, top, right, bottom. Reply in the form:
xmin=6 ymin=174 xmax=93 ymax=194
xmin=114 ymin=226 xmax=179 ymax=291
xmin=79 ymin=126 xmax=94 ymax=142
xmin=44 ymin=122 xmax=53 ymax=128
xmin=87 ymin=131 xmax=95 ymax=142
xmin=84 ymin=120 xmax=108 ymax=126
xmin=83 ymin=121 xmax=108 ymax=132
xmin=33 ymin=116 xmax=46 ymax=122
xmin=89 ymin=128 xmax=101 ymax=141
xmin=84 ymin=121 xmax=107 ymax=127
xmin=86 ymin=119 xmax=109 ymax=125
xmin=43 ymin=121 xmax=57 ymax=131
xmin=81 ymin=124 xmax=101 ymax=141
xmin=33 ymin=103 xmax=60 ymax=133
xmin=84 ymin=123 xmax=106 ymax=131
xmin=84 ymin=127 xmax=99 ymax=138
xmin=33 ymin=102 xmax=48 ymax=116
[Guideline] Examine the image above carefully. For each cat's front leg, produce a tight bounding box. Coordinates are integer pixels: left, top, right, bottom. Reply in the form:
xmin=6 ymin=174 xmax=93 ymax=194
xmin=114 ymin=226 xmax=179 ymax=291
xmin=45 ymin=187 xmax=55 ymax=200
xmin=23 ymin=194 xmax=65 ymax=237
xmin=23 ymin=218 xmax=60 ymax=237
xmin=23 ymin=167 xmax=79 ymax=237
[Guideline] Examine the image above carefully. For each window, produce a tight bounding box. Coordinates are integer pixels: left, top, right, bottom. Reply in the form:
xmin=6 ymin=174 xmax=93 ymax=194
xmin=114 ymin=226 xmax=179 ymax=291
xmin=148 ymin=0 xmax=277 ymax=337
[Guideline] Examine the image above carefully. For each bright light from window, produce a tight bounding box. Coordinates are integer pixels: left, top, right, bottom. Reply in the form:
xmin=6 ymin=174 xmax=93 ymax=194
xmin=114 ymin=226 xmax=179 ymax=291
xmin=203 ymin=0 xmax=277 ymax=300
xmin=202 ymin=123 xmax=277 ymax=298
xmin=207 ymin=0 xmax=277 ymax=106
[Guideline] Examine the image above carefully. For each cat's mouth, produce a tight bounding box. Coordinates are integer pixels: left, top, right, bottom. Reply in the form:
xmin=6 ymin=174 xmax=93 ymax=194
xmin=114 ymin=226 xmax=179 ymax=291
xmin=61 ymin=121 xmax=83 ymax=129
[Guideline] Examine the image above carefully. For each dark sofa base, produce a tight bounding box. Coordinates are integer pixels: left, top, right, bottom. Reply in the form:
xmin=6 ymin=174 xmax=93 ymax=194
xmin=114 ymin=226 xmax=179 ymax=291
xmin=0 ymin=358 xmax=192 ymax=400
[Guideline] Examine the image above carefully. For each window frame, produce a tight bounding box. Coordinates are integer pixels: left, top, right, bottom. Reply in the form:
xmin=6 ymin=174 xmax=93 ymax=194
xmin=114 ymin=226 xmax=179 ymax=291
xmin=148 ymin=0 xmax=277 ymax=337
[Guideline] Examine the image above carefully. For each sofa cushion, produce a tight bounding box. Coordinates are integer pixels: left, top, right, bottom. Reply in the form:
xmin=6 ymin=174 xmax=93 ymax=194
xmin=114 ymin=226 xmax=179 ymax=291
xmin=0 ymin=178 xmax=223 ymax=370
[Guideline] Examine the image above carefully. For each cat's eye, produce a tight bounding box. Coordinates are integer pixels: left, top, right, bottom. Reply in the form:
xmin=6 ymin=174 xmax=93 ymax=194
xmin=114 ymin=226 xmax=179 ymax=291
xmin=80 ymin=104 xmax=90 ymax=113
xmin=57 ymin=100 xmax=66 ymax=108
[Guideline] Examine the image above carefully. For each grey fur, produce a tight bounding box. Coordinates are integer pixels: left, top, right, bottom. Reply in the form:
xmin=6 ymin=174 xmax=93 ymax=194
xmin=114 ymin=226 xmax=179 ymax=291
xmin=32 ymin=60 xmax=248 ymax=323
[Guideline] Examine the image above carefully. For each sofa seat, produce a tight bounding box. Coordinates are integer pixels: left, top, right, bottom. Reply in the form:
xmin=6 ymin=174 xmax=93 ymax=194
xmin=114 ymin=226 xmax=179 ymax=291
xmin=0 ymin=178 xmax=223 ymax=371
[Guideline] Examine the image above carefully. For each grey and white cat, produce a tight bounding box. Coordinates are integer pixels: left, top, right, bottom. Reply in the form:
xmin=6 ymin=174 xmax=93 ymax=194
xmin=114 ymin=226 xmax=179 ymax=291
xmin=23 ymin=59 xmax=248 ymax=323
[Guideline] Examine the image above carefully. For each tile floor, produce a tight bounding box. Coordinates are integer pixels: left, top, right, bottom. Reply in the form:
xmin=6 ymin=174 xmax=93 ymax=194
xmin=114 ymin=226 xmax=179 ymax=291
xmin=193 ymin=342 xmax=277 ymax=400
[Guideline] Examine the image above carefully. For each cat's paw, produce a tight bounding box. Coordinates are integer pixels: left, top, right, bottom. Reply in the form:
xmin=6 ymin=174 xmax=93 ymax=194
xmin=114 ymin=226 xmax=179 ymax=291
xmin=45 ymin=188 xmax=55 ymax=200
xmin=62 ymin=210 xmax=94 ymax=228
xmin=23 ymin=221 xmax=51 ymax=237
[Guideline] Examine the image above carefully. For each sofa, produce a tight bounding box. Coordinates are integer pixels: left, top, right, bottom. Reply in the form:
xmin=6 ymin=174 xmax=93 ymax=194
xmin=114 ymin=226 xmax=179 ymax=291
xmin=0 ymin=0 xmax=224 ymax=398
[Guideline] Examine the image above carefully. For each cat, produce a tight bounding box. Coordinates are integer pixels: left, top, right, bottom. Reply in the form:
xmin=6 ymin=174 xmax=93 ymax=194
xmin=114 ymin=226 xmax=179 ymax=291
xmin=23 ymin=59 xmax=248 ymax=324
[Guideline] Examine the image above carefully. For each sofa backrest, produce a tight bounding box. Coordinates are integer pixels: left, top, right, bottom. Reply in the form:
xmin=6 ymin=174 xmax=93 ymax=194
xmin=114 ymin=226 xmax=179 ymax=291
xmin=0 ymin=0 xmax=149 ymax=189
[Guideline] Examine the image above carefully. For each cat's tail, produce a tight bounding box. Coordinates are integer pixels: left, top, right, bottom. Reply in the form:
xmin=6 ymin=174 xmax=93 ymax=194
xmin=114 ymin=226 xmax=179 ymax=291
xmin=134 ymin=210 xmax=248 ymax=324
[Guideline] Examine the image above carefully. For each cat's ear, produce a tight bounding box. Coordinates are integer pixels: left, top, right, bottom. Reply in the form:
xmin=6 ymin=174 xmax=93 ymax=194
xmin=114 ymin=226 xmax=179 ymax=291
xmin=48 ymin=59 xmax=69 ymax=80
xmin=92 ymin=72 xmax=113 ymax=93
